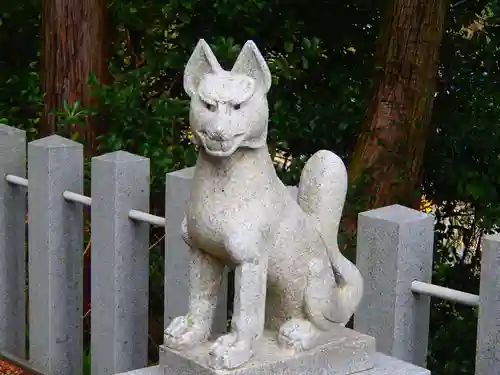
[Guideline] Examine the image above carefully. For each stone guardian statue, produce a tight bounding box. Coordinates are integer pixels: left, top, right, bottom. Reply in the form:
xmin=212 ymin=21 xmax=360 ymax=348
xmin=163 ymin=39 xmax=364 ymax=371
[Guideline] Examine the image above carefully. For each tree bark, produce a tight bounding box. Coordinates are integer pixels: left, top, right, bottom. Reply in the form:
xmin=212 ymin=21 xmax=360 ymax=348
xmin=348 ymin=0 xmax=448 ymax=210
xmin=41 ymin=0 xmax=110 ymax=155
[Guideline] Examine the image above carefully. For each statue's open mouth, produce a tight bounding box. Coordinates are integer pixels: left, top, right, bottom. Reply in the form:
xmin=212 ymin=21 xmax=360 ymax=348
xmin=198 ymin=132 xmax=245 ymax=157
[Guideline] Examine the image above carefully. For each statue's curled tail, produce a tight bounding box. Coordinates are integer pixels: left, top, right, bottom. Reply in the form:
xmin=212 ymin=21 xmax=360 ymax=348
xmin=297 ymin=150 xmax=363 ymax=327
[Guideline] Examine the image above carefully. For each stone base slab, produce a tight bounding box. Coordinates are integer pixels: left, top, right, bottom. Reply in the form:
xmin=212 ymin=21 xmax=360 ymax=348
xmin=115 ymin=366 xmax=164 ymax=375
xmin=159 ymin=326 xmax=375 ymax=375
xmin=365 ymin=353 xmax=430 ymax=374
xmin=115 ymin=353 xmax=430 ymax=375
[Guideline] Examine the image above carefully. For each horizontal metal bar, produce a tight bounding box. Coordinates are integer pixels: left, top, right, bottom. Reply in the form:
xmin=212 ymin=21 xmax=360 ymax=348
xmin=63 ymin=190 xmax=92 ymax=206
xmin=129 ymin=209 xmax=166 ymax=227
xmin=0 ymin=349 xmax=45 ymax=375
xmin=5 ymin=174 xmax=28 ymax=188
xmin=6 ymin=174 xmax=165 ymax=228
xmin=411 ymin=280 xmax=479 ymax=307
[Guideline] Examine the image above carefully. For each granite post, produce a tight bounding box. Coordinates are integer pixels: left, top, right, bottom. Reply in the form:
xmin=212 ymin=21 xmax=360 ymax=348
xmin=91 ymin=151 xmax=150 ymax=375
xmin=475 ymin=234 xmax=500 ymax=375
xmin=355 ymin=204 xmax=434 ymax=367
xmin=0 ymin=125 xmax=26 ymax=358
xmin=164 ymin=167 xmax=228 ymax=334
xmin=28 ymin=135 xmax=84 ymax=374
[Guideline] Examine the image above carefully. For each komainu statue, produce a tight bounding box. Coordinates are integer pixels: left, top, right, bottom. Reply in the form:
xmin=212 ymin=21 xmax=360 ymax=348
xmin=164 ymin=39 xmax=364 ymax=370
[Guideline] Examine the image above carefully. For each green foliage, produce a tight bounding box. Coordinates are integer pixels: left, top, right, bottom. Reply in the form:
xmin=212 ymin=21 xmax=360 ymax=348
xmin=91 ymin=0 xmax=376 ymax=191
xmin=84 ymin=350 xmax=91 ymax=375
xmin=89 ymin=72 xmax=197 ymax=192
xmin=2 ymin=0 xmax=500 ymax=374
xmin=422 ymin=4 xmax=500 ymax=373
xmin=0 ymin=0 xmax=41 ymax=140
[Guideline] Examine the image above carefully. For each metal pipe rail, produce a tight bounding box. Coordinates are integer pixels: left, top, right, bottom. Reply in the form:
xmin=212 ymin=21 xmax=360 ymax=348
xmin=5 ymin=173 xmax=166 ymax=227
xmin=62 ymin=192 xmax=166 ymax=226
xmin=5 ymin=174 xmax=28 ymax=188
xmin=411 ymin=280 xmax=479 ymax=307
xmin=129 ymin=209 xmax=166 ymax=227
xmin=63 ymin=191 xmax=92 ymax=206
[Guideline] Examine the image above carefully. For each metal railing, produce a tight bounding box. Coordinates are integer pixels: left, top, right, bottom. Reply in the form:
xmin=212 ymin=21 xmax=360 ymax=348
xmin=6 ymin=174 xmax=166 ymax=227
xmin=411 ymin=280 xmax=479 ymax=307
xmin=1 ymin=124 xmax=499 ymax=375
xmin=0 ymin=125 xmax=169 ymax=375
xmin=354 ymin=204 xmax=499 ymax=375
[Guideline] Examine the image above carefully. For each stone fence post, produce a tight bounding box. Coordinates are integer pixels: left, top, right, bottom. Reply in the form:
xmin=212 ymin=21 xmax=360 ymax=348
xmin=475 ymin=235 xmax=500 ymax=375
xmin=91 ymin=151 xmax=150 ymax=375
xmin=354 ymin=204 xmax=434 ymax=367
xmin=0 ymin=125 xmax=26 ymax=358
xmin=28 ymin=135 xmax=84 ymax=375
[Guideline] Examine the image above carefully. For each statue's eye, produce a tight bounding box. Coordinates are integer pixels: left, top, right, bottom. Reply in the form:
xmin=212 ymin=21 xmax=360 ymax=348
xmin=233 ymin=103 xmax=241 ymax=110
xmin=204 ymin=102 xmax=217 ymax=112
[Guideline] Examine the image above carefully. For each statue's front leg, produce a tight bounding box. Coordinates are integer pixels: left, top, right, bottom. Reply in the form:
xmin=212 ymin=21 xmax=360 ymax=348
xmin=208 ymin=235 xmax=268 ymax=370
xmin=164 ymin=245 xmax=224 ymax=349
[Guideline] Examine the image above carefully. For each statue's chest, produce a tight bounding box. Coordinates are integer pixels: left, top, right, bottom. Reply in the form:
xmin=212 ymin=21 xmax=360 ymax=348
xmin=186 ymin=178 xmax=267 ymax=256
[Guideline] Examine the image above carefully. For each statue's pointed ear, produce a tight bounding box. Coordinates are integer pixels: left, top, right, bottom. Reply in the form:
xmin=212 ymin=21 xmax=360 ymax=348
xmin=231 ymin=41 xmax=272 ymax=93
xmin=184 ymin=40 xmax=223 ymax=97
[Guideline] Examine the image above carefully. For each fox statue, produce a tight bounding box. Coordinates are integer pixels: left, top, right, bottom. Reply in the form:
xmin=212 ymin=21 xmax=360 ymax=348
xmin=163 ymin=39 xmax=364 ymax=370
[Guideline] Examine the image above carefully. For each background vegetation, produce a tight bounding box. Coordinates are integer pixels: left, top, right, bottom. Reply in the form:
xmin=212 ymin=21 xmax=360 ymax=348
xmin=1 ymin=0 xmax=500 ymax=374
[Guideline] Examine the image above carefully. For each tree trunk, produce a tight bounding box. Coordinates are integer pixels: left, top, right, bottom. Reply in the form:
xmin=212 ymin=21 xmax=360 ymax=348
xmin=41 ymin=0 xmax=110 ymax=155
xmin=348 ymin=0 xmax=448 ymax=210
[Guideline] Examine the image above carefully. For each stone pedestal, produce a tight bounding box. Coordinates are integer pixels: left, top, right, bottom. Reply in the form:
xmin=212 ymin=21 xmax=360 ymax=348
xmin=115 ymin=329 xmax=430 ymax=375
xmin=115 ymin=354 xmax=431 ymax=375
xmin=159 ymin=326 xmax=375 ymax=375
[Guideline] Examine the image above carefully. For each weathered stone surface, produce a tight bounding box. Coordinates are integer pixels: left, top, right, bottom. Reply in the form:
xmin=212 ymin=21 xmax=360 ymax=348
xmin=0 ymin=125 xmax=26 ymax=358
xmin=161 ymin=327 xmax=375 ymax=375
xmin=476 ymin=235 xmax=500 ymax=375
xmin=91 ymin=151 xmax=150 ymax=375
xmin=28 ymin=135 xmax=84 ymax=375
xmin=164 ymin=167 xmax=228 ymax=337
xmin=355 ymin=205 xmax=434 ymax=367
xmin=164 ymin=38 xmax=364 ymax=371
xmin=364 ymin=353 xmax=430 ymax=375
xmin=115 ymin=352 xmax=430 ymax=375
xmin=115 ymin=365 xmax=164 ymax=375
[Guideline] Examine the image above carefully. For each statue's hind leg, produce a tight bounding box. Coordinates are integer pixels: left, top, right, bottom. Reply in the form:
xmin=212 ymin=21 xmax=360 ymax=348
xmin=277 ymin=258 xmax=336 ymax=351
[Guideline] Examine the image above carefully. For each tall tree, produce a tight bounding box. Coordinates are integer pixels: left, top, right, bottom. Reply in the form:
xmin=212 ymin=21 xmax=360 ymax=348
xmin=41 ymin=0 xmax=110 ymax=155
xmin=348 ymin=0 xmax=449 ymax=209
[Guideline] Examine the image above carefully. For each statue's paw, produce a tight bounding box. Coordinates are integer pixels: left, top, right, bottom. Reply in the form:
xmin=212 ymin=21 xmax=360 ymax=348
xmin=277 ymin=318 xmax=320 ymax=352
xmin=164 ymin=315 xmax=209 ymax=350
xmin=207 ymin=332 xmax=253 ymax=370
